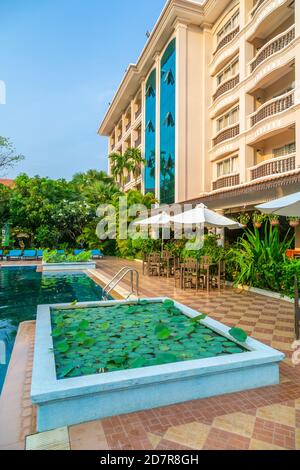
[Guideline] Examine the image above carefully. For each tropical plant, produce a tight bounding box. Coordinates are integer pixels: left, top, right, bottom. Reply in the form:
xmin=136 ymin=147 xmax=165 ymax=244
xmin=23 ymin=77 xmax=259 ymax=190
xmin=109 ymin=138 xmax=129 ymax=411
xmin=268 ymin=214 xmax=280 ymax=226
xmin=281 ymin=260 xmax=300 ymax=298
xmin=238 ymin=213 xmax=250 ymax=226
xmin=228 ymin=225 xmax=293 ymax=291
xmin=287 ymin=217 xmax=300 ymax=227
xmin=123 ymin=147 xmax=146 ymax=182
xmin=252 ymin=212 xmax=265 ymax=227
xmin=43 ymin=250 xmax=92 ymax=264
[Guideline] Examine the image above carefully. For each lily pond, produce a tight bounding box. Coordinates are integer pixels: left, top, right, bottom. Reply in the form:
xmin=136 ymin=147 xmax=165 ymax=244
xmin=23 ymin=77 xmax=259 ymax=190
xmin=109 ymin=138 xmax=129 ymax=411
xmin=51 ymin=300 xmax=248 ymax=379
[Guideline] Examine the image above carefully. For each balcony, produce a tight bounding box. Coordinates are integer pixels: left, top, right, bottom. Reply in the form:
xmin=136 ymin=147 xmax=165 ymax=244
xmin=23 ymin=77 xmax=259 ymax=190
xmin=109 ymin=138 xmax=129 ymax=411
xmin=135 ymin=106 xmax=141 ymax=121
xmin=213 ymin=124 xmax=240 ymax=147
xmin=250 ymin=153 xmax=296 ymax=180
xmin=250 ymin=26 xmax=295 ymax=73
xmin=214 ymin=26 xmax=240 ymax=55
xmin=134 ymin=136 xmax=141 ymax=148
xmin=213 ymin=74 xmax=239 ymax=102
xmin=212 ymin=173 xmax=240 ymax=191
xmin=250 ymin=0 xmax=266 ymax=18
xmin=125 ymin=122 xmax=131 ymax=132
xmin=250 ymin=89 xmax=294 ymax=127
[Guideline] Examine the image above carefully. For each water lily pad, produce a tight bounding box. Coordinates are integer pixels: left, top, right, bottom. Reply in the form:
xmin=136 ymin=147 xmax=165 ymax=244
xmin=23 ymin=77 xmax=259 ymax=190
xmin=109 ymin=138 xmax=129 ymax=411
xmin=154 ymin=324 xmax=171 ymax=340
xmin=229 ymin=328 xmax=248 ymax=343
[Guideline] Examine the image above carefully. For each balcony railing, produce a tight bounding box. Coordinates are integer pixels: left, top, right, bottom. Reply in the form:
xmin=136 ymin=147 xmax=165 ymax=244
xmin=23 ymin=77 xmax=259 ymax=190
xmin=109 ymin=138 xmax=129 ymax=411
xmin=213 ymin=123 xmax=240 ymax=146
xmin=214 ymin=26 xmax=240 ymax=55
xmin=212 ymin=173 xmax=240 ymax=190
xmin=126 ymin=122 xmax=131 ymax=132
xmin=250 ymin=153 xmax=296 ymax=180
xmin=135 ymin=106 xmax=141 ymax=120
xmin=250 ymin=0 xmax=266 ymax=18
xmin=213 ymin=74 xmax=240 ymax=102
xmin=250 ymin=26 xmax=295 ymax=73
xmin=250 ymin=89 xmax=294 ymax=127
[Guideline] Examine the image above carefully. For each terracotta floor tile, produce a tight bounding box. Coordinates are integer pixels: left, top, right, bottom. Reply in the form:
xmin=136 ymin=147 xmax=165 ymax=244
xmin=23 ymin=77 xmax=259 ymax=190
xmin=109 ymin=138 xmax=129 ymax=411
xmin=257 ymin=404 xmax=296 ymax=427
xmin=164 ymin=422 xmax=211 ymax=450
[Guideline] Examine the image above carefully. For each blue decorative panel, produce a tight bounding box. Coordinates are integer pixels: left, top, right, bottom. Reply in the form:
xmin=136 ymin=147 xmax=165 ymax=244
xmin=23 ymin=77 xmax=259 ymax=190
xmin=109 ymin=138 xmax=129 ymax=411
xmin=144 ymin=69 xmax=156 ymax=195
xmin=160 ymin=38 xmax=176 ymax=205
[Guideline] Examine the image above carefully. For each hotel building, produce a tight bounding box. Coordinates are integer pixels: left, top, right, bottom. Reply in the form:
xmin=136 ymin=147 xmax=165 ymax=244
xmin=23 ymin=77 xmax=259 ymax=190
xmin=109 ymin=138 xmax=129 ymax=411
xmin=98 ymin=0 xmax=300 ymax=239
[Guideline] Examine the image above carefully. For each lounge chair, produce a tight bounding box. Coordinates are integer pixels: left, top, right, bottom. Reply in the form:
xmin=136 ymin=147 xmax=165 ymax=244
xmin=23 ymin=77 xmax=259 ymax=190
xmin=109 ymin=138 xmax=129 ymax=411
xmin=91 ymin=249 xmax=104 ymax=259
xmin=37 ymin=250 xmax=44 ymax=259
xmin=56 ymin=250 xmax=65 ymax=255
xmin=6 ymin=250 xmax=22 ymax=260
xmin=74 ymin=249 xmax=84 ymax=256
xmin=23 ymin=250 xmax=37 ymax=260
xmin=0 ymin=250 xmax=3 ymax=261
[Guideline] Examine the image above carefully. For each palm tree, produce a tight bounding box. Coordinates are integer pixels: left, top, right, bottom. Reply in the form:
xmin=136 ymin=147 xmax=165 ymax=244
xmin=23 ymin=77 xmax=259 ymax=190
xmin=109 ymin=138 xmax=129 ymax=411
xmin=123 ymin=147 xmax=146 ymax=184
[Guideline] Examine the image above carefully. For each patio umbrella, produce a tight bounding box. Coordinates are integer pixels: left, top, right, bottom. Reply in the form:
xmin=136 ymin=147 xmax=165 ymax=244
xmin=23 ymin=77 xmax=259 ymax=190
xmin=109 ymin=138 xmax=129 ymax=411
xmin=133 ymin=211 xmax=172 ymax=253
xmin=255 ymin=192 xmax=300 ymax=217
xmin=170 ymin=204 xmax=242 ymax=229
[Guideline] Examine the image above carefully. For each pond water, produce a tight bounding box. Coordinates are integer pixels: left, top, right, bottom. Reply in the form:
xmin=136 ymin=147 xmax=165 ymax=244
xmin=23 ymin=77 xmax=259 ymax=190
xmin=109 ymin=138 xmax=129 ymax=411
xmin=0 ymin=266 xmax=105 ymax=392
xmin=51 ymin=300 xmax=247 ymax=380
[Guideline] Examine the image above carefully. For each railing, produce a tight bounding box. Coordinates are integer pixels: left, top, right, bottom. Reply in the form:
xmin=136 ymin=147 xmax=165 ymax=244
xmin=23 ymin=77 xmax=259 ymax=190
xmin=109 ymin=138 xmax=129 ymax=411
xmin=213 ymin=74 xmax=240 ymax=101
xmin=250 ymin=153 xmax=296 ymax=180
xmin=126 ymin=122 xmax=131 ymax=132
xmin=213 ymin=123 xmax=240 ymax=146
xmin=117 ymin=133 xmax=122 ymax=142
xmin=250 ymin=89 xmax=294 ymax=127
xmin=250 ymin=26 xmax=295 ymax=72
xmin=135 ymin=136 xmax=141 ymax=147
xmin=135 ymin=106 xmax=141 ymax=120
xmin=250 ymin=0 xmax=266 ymax=18
xmin=214 ymin=26 xmax=240 ymax=55
xmin=212 ymin=173 xmax=240 ymax=190
xmin=102 ymin=267 xmax=139 ymax=301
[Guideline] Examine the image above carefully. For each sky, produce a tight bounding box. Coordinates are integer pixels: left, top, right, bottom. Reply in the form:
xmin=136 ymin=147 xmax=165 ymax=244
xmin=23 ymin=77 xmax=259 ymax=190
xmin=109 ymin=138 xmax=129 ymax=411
xmin=0 ymin=0 xmax=166 ymax=180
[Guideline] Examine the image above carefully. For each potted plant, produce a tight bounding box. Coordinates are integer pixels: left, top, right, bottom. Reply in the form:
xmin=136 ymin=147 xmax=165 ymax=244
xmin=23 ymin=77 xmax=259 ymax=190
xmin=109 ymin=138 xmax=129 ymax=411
xmin=269 ymin=214 xmax=280 ymax=226
xmin=252 ymin=212 xmax=265 ymax=229
xmin=288 ymin=217 xmax=300 ymax=228
xmin=238 ymin=213 xmax=250 ymax=228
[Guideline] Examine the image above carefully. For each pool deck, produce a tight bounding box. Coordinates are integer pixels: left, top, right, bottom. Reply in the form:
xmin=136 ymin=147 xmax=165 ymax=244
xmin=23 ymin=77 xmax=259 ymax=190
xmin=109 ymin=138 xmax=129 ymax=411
xmin=0 ymin=257 xmax=300 ymax=450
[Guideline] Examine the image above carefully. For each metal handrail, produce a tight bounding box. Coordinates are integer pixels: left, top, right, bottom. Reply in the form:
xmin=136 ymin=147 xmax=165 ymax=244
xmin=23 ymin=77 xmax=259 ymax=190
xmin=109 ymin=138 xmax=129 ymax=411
xmin=102 ymin=267 xmax=139 ymax=300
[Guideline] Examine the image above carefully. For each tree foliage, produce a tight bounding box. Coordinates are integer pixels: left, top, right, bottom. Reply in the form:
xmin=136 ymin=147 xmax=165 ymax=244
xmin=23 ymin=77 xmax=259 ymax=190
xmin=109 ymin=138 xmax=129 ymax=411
xmin=0 ymin=136 xmax=24 ymax=174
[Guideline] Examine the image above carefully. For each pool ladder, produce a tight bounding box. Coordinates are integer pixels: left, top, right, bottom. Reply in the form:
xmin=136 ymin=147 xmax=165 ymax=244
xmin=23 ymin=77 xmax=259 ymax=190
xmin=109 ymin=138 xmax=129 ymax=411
xmin=102 ymin=267 xmax=139 ymax=301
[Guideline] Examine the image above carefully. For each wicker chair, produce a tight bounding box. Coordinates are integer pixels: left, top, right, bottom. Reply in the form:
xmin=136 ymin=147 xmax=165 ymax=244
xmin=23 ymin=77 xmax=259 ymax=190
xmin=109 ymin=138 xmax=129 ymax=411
xmin=147 ymin=252 xmax=161 ymax=277
xmin=182 ymin=258 xmax=199 ymax=290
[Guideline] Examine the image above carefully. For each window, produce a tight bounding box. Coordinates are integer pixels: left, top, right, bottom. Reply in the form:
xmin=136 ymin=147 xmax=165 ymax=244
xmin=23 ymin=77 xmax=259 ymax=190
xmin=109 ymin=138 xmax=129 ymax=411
xmin=273 ymin=142 xmax=296 ymax=158
xmin=217 ymin=11 xmax=239 ymax=44
xmin=217 ymin=58 xmax=239 ymax=86
xmin=217 ymin=156 xmax=238 ymax=178
xmin=217 ymin=106 xmax=239 ymax=132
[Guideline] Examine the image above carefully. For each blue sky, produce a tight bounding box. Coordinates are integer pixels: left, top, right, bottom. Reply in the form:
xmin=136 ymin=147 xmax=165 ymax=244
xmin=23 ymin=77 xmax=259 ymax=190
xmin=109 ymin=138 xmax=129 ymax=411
xmin=0 ymin=0 xmax=166 ymax=180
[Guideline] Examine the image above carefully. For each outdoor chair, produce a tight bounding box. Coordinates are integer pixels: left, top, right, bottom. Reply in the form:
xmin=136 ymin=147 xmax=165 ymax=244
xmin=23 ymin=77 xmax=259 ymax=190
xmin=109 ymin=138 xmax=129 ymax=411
xmin=56 ymin=250 xmax=65 ymax=255
xmin=147 ymin=253 xmax=161 ymax=277
xmin=182 ymin=258 xmax=199 ymax=291
xmin=74 ymin=249 xmax=84 ymax=256
xmin=91 ymin=249 xmax=103 ymax=259
xmin=161 ymin=251 xmax=174 ymax=278
xmin=23 ymin=250 xmax=37 ymax=260
xmin=295 ymin=276 xmax=300 ymax=340
xmin=37 ymin=250 xmax=44 ymax=259
xmin=200 ymin=256 xmax=213 ymax=292
xmin=6 ymin=250 xmax=22 ymax=260
xmin=0 ymin=250 xmax=3 ymax=261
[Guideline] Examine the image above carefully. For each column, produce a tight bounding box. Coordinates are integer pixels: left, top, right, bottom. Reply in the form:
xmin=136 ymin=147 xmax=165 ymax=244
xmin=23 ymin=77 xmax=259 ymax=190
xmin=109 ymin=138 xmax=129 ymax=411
xmin=140 ymin=79 xmax=146 ymax=195
xmin=295 ymin=0 xmax=300 ymax=170
xmin=175 ymin=21 xmax=188 ymax=203
xmin=154 ymin=53 xmax=161 ymax=202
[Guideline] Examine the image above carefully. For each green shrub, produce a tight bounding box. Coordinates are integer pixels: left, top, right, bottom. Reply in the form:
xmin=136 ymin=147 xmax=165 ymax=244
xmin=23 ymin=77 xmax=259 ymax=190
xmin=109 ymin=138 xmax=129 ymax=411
xmin=43 ymin=250 xmax=92 ymax=264
xmin=281 ymin=260 xmax=300 ymax=298
xmin=228 ymin=225 xmax=293 ymax=291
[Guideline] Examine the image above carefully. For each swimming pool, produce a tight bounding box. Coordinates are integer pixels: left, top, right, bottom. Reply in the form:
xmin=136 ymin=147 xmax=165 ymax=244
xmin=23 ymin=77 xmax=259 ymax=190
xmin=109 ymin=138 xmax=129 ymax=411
xmin=0 ymin=266 xmax=106 ymax=392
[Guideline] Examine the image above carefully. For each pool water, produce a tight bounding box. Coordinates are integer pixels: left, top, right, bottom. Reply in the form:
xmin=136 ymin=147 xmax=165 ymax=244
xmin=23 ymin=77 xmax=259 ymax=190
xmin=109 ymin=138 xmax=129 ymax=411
xmin=0 ymin=266 xmax=105 ymax=392
xmin=51 ymin=300 xmax=247 ymax=380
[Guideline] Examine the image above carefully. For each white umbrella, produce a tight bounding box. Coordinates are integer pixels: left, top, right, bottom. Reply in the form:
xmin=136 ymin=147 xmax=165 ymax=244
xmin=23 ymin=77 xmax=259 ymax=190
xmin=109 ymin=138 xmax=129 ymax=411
xmin=133 ymin=211 xmax=172 ymax=253
xmin=171 ymin=204 xmax=242 ymax=229
xmin=256 ymin=192 xmax=300 ymax=217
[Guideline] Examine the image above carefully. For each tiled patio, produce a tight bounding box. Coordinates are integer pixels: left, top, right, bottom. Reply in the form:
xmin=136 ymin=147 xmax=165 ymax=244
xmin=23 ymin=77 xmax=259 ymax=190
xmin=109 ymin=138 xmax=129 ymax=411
xmin=0 ymin=257 xmax=299 ymax=450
